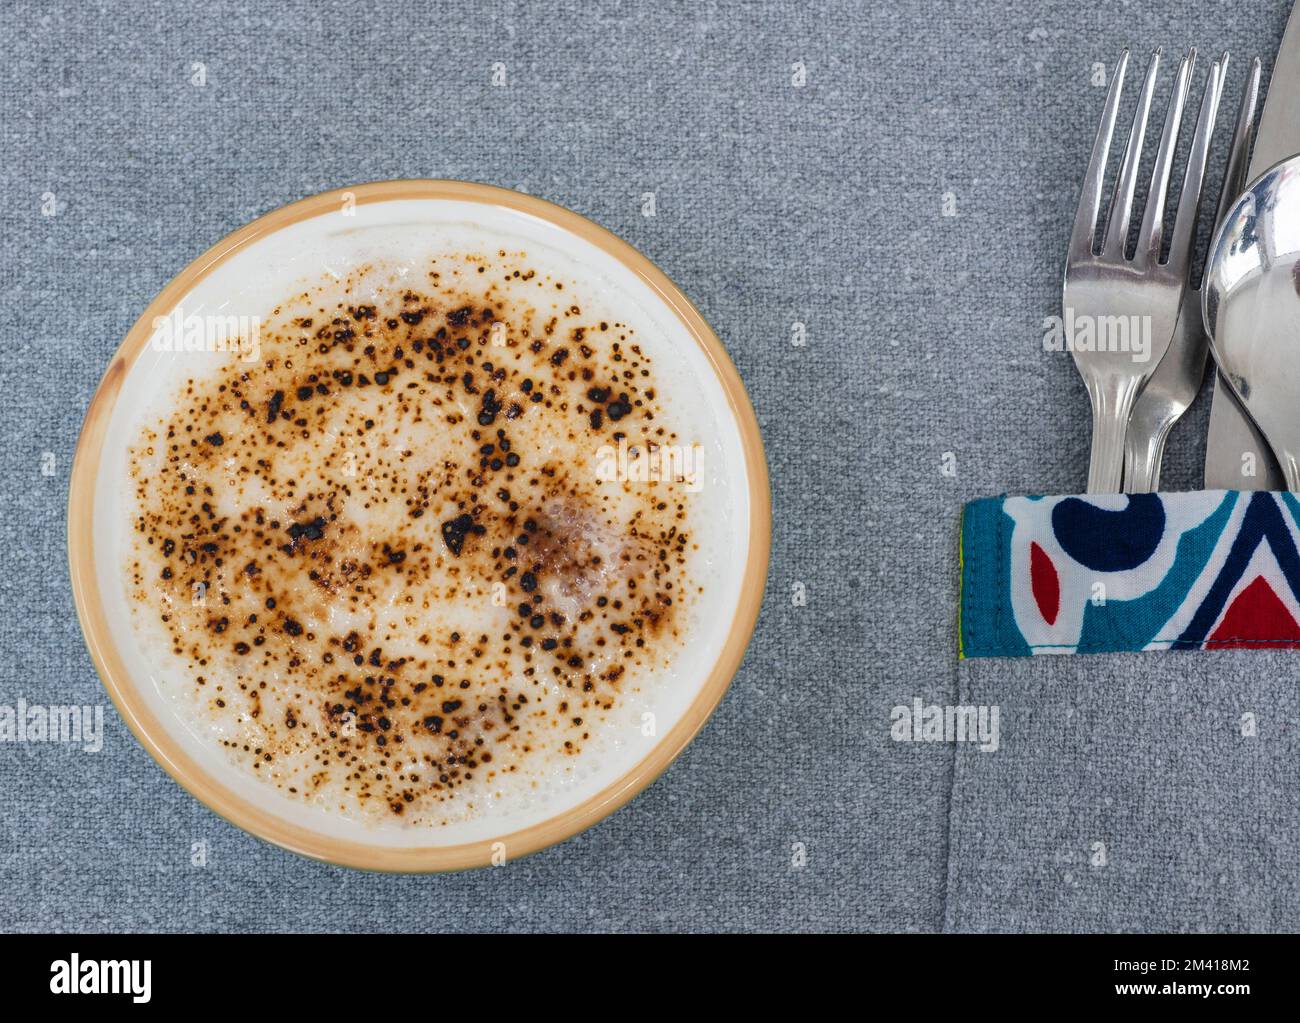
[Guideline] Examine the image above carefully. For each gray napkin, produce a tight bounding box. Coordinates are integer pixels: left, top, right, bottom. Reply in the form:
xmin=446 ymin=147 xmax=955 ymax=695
xmin=945 ymin=650 xmax=1300 ymax=932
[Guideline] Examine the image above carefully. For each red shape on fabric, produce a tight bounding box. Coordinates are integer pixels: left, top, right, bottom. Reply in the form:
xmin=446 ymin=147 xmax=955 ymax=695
xmin=1209 ymin=575 xmax=1300 ymax=648
xmin=1030 ymin=542 xmax=1059 ymax=626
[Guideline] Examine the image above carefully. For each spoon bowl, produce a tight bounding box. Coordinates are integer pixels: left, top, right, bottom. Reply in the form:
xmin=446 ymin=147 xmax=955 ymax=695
xmin=1203 ymin=153 xmax=1300 ymax=490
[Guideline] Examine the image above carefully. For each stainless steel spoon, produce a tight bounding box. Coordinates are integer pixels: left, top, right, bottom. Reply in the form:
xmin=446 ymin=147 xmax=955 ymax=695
xmin=1204 ymin=153 xmax=1300 ymax=490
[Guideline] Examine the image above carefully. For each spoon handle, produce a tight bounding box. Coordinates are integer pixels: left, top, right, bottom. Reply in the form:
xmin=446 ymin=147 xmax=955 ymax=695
xmin=1124 ymin=404 xmax=1175 ymax=493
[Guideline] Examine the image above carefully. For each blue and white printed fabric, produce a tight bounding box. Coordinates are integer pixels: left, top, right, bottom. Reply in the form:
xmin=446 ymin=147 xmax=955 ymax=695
xmin=960 ymin=490 xmax=1300 ymax=657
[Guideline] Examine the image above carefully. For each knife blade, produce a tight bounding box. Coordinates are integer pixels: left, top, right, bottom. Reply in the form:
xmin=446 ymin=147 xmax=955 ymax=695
xmin=1203 ymin=4 xmax=1300 ymax=491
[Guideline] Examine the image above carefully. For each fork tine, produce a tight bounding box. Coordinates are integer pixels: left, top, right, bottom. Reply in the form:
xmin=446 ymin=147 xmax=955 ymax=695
xmin=1069 ymin=49 xmax=1130 ymax=262
xmin=1166 ymin=55 xmax=1224 ymax=270
xmin=1138 ymin=50 xmax=1195 ymax=265
xmin=1212 ymin=55 xmax=1262 ymax=229
xmin=1103 ymin=49 xmax=1162 ymax=256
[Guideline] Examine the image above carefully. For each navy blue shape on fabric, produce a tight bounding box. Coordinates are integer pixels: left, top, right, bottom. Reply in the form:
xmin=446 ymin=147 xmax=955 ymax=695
xmin=1174 ymin=492 xmax=1300 ymax=649
xmin=1051 ymin=493 xmax=1165 ymax=573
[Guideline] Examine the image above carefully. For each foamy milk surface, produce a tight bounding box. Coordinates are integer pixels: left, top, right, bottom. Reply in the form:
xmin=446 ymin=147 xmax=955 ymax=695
xmin=113 ymin=208 xmax=746 ymax=841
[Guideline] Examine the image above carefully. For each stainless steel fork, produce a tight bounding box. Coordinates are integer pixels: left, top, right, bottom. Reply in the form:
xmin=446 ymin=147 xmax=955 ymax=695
xmin=1065 ymin=49 xmax=1224 ymax=493
xmin=1123 ymin=56 xmax=1261 ymax=492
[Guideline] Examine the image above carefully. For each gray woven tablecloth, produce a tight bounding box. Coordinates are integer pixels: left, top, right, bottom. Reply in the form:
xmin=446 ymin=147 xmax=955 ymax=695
xmin=1 ymin=0 xmax=1295 ymax=933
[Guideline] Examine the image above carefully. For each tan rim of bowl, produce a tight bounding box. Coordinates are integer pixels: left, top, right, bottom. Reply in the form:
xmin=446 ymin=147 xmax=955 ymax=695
xmin=67 ymin=179 xmax=771 ymax=872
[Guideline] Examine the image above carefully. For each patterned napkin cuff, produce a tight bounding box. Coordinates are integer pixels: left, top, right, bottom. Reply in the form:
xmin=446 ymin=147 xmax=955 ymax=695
xmin=959 ymin=490 xmax=1300 ymax=657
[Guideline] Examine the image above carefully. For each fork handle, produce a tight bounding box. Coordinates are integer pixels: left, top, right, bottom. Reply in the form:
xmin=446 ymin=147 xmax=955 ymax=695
xmin=1086 ymin=377 xmax=1142 ymax=493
